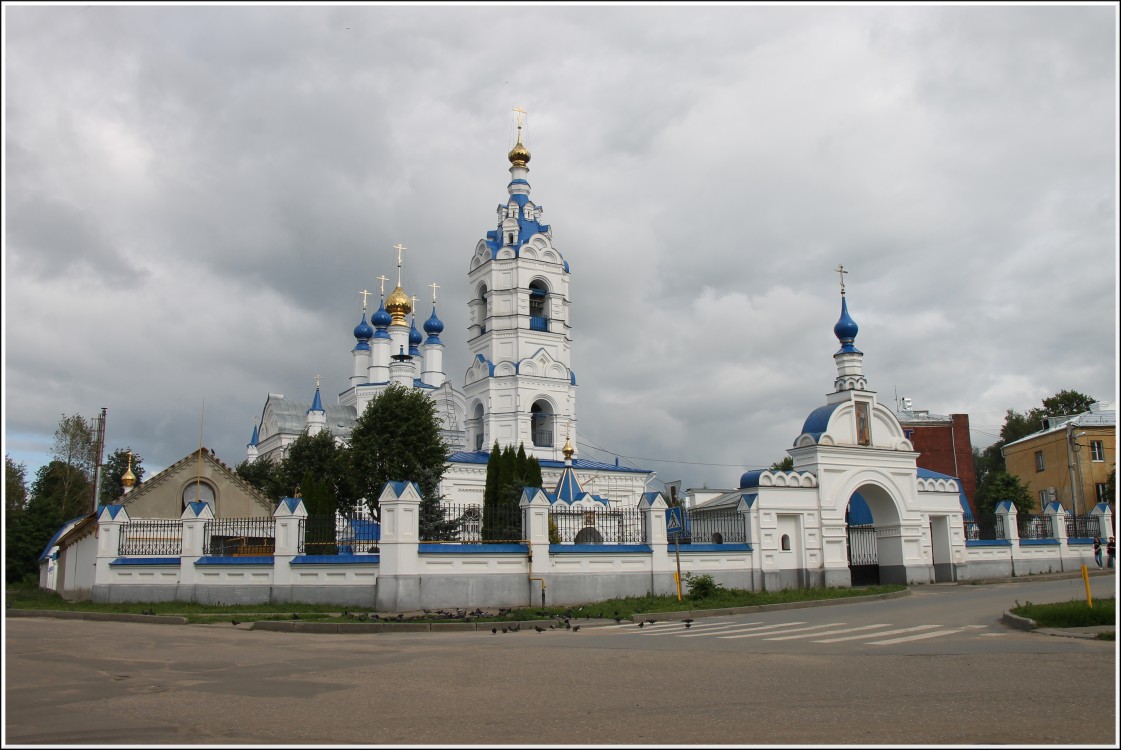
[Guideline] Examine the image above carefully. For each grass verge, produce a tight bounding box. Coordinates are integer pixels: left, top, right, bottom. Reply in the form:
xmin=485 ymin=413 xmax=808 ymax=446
xmin=6 ymin=582 xmax=906 ymax=624
xmin=1010 ymin=597 xmax=1115 ymax=628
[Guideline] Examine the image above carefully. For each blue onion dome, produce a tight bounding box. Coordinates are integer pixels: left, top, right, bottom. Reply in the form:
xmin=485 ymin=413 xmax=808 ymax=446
xmin=353 ymin=312 xmax=374 ymax=341
xmin=834 ymin=296 xmax=859 ymax=350
xmin=423 ymin=306 xmax=444 ymax=336
xmin=371 ymin=301 xmax=392 ymax=329
xmin=409 ymin=318 xmax=423 ymax=347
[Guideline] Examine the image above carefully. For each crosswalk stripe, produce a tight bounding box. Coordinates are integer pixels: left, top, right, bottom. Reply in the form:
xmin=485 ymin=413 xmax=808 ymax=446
xmin=868 ymin=628 xmax=965 ymax=645
xmin=677 ymin=621 xmax=769 ymax=637
xmin=718 ymin=622 xmax=836 ymax=640
xmin=764 ymin=623 xmax=892 ymax=641
xmin=813 ymin=624 xmax=941 ymax=643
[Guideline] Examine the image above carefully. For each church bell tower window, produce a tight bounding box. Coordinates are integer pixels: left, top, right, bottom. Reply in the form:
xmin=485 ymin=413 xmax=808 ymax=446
xmin=531 ymin=401 xmax=554 ymax=448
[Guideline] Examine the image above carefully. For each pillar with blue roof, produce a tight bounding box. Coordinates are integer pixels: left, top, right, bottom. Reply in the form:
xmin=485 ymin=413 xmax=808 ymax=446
xmin=272 ymin=496 xmax=307 ymax=589
xmin=93 ymin=504 xmax=131 ymax=587
xmin=177 ymin=500 xmax=214 ymax=593
xmin=374 ymin=480 xmax=423 ymax=612
xmin=640 ymin=491 xmax=676 ymax=596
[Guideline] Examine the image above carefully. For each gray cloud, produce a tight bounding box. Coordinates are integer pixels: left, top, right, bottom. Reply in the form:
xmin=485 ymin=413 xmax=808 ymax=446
xmin=4 ymin=4 xmax=1116 ymax=494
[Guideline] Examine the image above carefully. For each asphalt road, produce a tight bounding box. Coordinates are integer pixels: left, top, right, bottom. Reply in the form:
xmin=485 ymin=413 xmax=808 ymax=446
xmin=4 ymin=577 xmax=1118 ymax=746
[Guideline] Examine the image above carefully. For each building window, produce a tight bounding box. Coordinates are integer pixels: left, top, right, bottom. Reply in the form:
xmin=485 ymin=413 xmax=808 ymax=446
xmin=1090 ymin=440 xmax=1105 ymax=462
xmin=780 ymin=534 xmax=791 ymax=551
xmin=1034 ymin=451 xmax=1045 ymax=472
xmin=1038 ymin=489 xmax=1049 ymax=508
xmin=1096 ymin=484 xmax=1110 ymax=503
xmin=182 ymin=481 xmax=216 ymax=511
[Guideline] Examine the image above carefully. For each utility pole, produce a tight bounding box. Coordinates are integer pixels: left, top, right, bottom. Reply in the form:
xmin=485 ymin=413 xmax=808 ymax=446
xmin=91 ymin=407 xmax=107 ymax=512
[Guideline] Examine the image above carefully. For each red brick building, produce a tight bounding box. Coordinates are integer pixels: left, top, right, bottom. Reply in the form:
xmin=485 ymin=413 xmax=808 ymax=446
xmin=896 ymin=406 xmax=978 ymax=518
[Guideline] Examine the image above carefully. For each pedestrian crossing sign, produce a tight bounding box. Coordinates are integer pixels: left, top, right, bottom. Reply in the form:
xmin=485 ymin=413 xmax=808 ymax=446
xmin=666 ymin=507 xmax=684 ymax=533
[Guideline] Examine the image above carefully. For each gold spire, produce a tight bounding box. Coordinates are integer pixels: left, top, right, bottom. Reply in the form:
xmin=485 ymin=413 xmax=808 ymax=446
xmin=562 ymin=429 xmax=574 ymax=461
xmin=121 ymin=450 xmax=136 ymax=488
xmin=385 ymin=243 xmax=412 ymax=324
xmin=508 ymin=106 xmax=531 ymax=167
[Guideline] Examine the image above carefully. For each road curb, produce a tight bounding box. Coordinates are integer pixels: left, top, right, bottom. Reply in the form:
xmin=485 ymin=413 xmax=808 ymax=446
xmin=6 ymin=609 xmax=187 ymax=625
xmin=1001 ymin=610 xmax=1037 ymax=631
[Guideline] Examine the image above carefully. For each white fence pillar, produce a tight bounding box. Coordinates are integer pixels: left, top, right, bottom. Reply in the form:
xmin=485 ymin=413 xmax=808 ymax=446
xmin=374 ymin=481 xmax=422 ymax=612
xmin=520 ymin=488 xmax=552 ymax=607
xmin=179 ymin=501 xmax=213 ymax=587
xmin=93 ymin=505 xmax=130 ymax=586
xmin=1090 ymin=502 xmax=1114 ymax=541
xmin=640 ymin=492 xmax=674 ymax=597
xmin=272 ymin=497 xmax=306 ymax=587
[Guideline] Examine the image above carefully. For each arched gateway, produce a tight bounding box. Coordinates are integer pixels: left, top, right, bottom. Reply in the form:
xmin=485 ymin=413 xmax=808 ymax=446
xmin=709 ymin=274 xmax=968 ymax=591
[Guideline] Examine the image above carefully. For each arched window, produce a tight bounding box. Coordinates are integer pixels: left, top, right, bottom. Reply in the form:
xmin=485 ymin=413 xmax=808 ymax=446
xmin=780 ymin=534 xmax=791 ymax=551
xmin=529 ymin=280 xmax=548 ymax=331
xmin=182 ymin=480 xmax=216 ymax=512
xmin=472 ymin=403 xmax=486 ymax=451
xmin=531 ymin=401 xmax=553 ymax=448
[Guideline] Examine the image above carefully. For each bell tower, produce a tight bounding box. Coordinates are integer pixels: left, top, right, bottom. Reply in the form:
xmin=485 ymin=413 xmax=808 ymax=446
xmin=463 ymin=109 xmax=576 ymax=460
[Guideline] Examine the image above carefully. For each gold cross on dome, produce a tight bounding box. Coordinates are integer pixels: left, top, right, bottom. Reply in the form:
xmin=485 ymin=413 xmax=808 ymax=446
xmin=513 ymin=106 xmax=526 ymax=129
xmin=314 ymin=374 xmax=321 ymax=389
xmin=393 ymin=244 xmax=407 ymax=286
xmin=429 ymin=282 xmax=440 ymax=303
xmin=377 ymin=275 xmax=389 ymax=297
xmin=359 ymin=289 xmax=371 ymax=310
xmin=834 ymin=264 xmax=848 ymax=295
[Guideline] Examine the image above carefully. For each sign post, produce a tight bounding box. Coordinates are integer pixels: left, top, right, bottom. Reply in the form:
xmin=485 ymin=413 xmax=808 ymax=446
xmin=1082 ymin=564 xmax=1093 ymax=608
xmin=667 ymin=506 xmax=684 ymax=601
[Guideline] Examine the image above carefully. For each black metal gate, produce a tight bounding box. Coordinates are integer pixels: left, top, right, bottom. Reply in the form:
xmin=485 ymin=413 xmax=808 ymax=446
xmin=847 ymin=524 xmax=879 ymax=586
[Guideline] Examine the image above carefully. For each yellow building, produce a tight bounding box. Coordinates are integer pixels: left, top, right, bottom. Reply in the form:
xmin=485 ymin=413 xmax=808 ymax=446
xmin=1003 ymin=402 xmax=1116 ymax=515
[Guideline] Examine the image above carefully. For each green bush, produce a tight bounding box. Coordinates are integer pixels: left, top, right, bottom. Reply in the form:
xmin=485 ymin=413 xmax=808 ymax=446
xmin=683 ymin=572 xmax=723 ymax=600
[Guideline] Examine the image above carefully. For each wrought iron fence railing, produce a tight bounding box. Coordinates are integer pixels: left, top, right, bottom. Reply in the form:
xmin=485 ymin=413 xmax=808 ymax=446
xmin=1018 ymin=514 xmax=1054 ymax=540
xmin=1067 ymin=514 xmax=1099 ymax=539
xmin=204 ymin=518 xmax=276 ymax=556
xmin=419 ymin=503 xmax=524 ymax=543
xmin=549 ymin=507 xmax=647 ymax=544
xmin=668 ymin=509 xmax=747 ymax=544
xmin=118 ymin=520 xmax=183 ymax=556
xmin=964 ymin=515 xmax=1005 ymax=541
xmin=300 ymin=514 xmax=380 ymax=554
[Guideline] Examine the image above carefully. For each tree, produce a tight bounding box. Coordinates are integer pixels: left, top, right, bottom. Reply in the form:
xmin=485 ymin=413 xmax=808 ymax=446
xmin=278 ymin=430 xmax=353 ymax=516
xmin=5 ymin=460 xmax=94 ymax=584
xmin=6 ymin=455 xmax=28 ymax=520
xmin=1041 ymin=390 xmax=1095 ymax=419
xmin=99 ymin=448 xmax=145 ymax=505
xmin=975 ymin=470 xmax=1034 ymax=519
xmin=51 ymin=413 xmax=97 ymax=514
xmin=482 ymin=442 xmax=538 ymax=541
xmin=5 ymin=456 xmax=31 ymax=583
xmin=770 ymin=456 xmax=794 ymax=471
xmin=348 ymin=383 xmax=451 ymax=538
xmin=235 ymin=457 xmax=285 ymax=501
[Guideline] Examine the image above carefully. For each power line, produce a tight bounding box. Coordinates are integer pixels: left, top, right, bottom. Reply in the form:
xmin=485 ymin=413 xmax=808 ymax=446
xmin=578 ymin=432 xmax=765 ymax=470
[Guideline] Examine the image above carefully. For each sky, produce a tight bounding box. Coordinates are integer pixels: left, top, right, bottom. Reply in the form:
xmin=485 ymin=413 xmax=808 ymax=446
xmin=3 ymin=2 xmax=1118 ymax=496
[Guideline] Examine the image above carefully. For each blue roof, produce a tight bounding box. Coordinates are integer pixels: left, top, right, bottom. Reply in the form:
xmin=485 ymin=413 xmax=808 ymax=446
xmin=552 ymin=466 xmax=585 ymax=503
xmin=798 ymin=403 xmax=841 ymax=444
xmin=308 ymin=386 xmax=324 ymax=413
xmin=38 ymin=515 xmax=88 ymax=562
xmin=834 ymin=295 xmax=861 ymax=354
xmin=917 ymin=468 xmax=973 ymax=520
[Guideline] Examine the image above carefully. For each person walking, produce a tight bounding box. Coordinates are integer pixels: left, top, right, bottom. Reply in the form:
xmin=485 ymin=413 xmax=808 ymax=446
xmin=1108 ymin=537 xmax=1116 ymax=570
xmin=1093 ymin=537 xmax=1103 ymax=569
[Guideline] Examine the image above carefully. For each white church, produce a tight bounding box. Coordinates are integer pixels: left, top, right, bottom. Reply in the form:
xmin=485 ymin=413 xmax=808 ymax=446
xmin=244 ymin=116 xmax=654 ymax=509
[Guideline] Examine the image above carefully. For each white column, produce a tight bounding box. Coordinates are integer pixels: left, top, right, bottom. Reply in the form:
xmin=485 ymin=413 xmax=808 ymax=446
xmin=93 ymin=505 xmax=131 ymax=586
xmin=179 ymin=500 xmax=213 ymax=588
xmin=640 ymin=492 xmax=675 ymax=597
xmin=374 ymin=481 xmax=422 ymax=612
xmin=272 ymin=497 xmax=307 ymax=587
xmin=520 ymin=488 xmax=552 ymax=607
